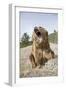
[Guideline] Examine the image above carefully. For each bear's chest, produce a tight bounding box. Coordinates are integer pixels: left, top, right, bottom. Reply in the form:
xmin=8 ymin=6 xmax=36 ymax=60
xmin=34 ymin=49 xmax=43 ymax=59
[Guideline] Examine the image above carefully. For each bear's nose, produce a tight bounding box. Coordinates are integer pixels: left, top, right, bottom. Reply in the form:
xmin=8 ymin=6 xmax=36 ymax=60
xmin=34 ymin=27 xmax=38 ymax=33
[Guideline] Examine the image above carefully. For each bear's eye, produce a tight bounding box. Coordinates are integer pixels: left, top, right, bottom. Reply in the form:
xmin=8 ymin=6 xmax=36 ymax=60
xmin=36 ymin=31 xmax=41 ymax=37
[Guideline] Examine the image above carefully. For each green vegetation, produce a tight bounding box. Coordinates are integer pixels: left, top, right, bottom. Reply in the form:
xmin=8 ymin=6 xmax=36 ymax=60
xmin=20 ymin=41 xmax=32 ymax=48
xmin=20 ymin=33 xmax=32 ymax=48
xmin=20 ymin=30 xmax=58 ymax=48
xmin=48 ymin=31 xmax=58 ymax=44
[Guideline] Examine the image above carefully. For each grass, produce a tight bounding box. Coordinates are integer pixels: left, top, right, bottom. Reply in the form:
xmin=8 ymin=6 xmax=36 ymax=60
xmin=48 ymin=32 xmax=58 ymax=44
xmin=20 ymin=41 xmax=32 ymax=48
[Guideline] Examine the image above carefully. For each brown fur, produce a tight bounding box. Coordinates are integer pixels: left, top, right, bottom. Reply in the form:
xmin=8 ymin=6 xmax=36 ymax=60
xmin=30 ymin=26 xmax=55 ymax=68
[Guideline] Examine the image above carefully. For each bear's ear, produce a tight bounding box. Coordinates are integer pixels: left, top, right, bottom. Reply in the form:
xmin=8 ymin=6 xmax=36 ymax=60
xmin=34 ymin=27 xmax=38 ymax=34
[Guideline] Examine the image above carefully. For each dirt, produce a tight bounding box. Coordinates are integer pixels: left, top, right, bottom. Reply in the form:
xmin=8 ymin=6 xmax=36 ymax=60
xmin=20 ymin=43 xmax=58 ymax=78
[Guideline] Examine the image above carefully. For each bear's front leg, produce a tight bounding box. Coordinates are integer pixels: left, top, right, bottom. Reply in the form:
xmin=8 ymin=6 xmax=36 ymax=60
xmin=29 ymin=53 xmax=37 ymax=68
xmin=34 ymin=50 xmax=42 ymax=68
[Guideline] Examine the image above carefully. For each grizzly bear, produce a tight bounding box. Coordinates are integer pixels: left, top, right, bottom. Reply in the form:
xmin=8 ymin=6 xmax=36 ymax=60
xmin=30 ymin=26 xmax=55 ymax=68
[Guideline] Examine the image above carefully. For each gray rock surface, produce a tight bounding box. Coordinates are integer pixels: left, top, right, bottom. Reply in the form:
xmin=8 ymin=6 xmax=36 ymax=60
xmin=20 ymin=43 xmax=58 ymax=78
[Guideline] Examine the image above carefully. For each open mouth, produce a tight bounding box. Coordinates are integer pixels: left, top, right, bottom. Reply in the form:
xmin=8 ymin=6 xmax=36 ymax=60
xmin=34 ymin=28 xmax=41 ymax=37
xmin=36 ymin=31 xmax=41 ymax=37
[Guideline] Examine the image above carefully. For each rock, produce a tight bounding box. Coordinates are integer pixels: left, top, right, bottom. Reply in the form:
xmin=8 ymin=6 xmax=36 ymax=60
xmin=20 ymin=43 xmax=58 ymax=78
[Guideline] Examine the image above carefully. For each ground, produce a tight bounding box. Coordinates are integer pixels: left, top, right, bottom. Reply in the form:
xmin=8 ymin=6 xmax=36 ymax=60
xmin=20 ymin=43 xmax=58 ymax=78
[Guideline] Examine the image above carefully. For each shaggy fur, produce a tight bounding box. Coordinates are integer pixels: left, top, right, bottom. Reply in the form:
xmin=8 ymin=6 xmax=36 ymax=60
xmin=30 ymin=26 xmax=55 ymax=68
